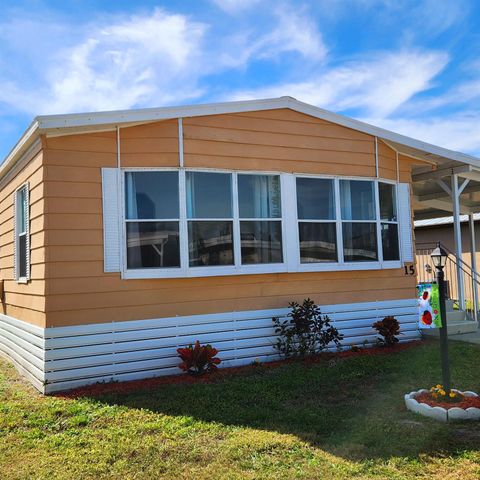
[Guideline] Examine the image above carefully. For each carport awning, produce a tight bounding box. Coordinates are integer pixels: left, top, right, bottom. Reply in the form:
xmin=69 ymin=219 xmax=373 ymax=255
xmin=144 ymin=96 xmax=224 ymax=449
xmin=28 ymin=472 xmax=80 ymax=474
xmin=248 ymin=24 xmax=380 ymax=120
xmin=411 ymin=160 xmax=480 ymax=221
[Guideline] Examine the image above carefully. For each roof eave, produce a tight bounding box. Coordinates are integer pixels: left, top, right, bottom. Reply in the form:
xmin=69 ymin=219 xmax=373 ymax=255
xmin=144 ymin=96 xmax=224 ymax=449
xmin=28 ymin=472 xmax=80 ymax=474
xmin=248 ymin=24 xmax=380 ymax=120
xmin=2 ymin=96 xmax=480 ymax=182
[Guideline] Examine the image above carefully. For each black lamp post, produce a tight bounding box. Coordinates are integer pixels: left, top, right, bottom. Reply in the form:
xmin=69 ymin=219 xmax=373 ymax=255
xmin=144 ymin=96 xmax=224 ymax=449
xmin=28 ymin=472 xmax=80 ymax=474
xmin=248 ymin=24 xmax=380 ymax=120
xmin=430 ymin=242 xmax=451 ymax=394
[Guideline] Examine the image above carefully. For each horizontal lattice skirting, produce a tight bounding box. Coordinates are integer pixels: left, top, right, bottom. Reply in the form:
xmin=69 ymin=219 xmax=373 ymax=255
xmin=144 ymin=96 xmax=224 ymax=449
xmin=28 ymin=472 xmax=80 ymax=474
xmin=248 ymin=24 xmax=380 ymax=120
xmin=0 ymin=298 xmax=419 ymax=393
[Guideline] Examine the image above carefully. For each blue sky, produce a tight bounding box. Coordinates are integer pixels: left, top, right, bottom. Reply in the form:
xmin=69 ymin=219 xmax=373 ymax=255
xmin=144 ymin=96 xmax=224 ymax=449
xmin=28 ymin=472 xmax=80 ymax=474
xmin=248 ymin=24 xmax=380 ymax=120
xmin=1 ymin=0 xmax=480 ymax=160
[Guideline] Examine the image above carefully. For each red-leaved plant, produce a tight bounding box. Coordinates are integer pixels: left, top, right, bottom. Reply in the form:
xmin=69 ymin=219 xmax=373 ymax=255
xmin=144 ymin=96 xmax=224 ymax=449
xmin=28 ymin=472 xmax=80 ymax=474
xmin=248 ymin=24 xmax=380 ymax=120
xmin=177 ymin=341 xmax=221 ymax=375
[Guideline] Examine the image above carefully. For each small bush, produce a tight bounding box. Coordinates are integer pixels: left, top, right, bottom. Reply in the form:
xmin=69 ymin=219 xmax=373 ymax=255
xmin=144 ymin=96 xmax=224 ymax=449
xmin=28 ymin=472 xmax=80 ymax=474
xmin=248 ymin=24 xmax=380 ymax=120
xmin=272 ymin=298 xmax=343 ymax=358
xmin=372 ymin=316 xmax=400 ymax=346
xmin=177 ymin=341 xmax=221 ymax=375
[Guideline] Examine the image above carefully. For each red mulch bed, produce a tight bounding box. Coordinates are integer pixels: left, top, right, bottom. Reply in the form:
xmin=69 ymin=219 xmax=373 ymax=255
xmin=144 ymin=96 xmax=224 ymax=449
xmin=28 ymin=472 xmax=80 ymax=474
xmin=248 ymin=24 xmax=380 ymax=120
xmin=55 ymin=341 xmax=421 ymax=399
xmin=415 ymin=392 xmax=480 ymax=410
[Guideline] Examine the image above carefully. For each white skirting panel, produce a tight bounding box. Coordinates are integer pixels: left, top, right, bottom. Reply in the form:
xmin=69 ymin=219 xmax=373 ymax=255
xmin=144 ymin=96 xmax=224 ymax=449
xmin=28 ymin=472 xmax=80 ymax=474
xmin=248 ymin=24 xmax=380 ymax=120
xmin=0 ymin=313 xmax=46 ymax=392
xmin=0 ymin=298 xmax=420 ymax=394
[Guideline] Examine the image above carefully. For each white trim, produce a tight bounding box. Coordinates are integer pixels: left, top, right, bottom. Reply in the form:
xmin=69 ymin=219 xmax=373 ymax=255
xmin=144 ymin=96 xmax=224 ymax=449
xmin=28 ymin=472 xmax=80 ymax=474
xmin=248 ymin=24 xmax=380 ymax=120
xmin=375 ymin=136 xmax=379 ymax=178
xmin=178 ymin=118 xmax=184 ymax=168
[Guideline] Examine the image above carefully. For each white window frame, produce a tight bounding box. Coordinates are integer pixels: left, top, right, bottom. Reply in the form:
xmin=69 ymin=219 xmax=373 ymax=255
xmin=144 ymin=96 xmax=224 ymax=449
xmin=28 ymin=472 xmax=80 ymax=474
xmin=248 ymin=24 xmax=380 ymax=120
xmin=14 ymin=183 xmax=30 ymax=283
xmin=122 ymin=168 xmax=288 ymax=279
xmin=120 ymin=168 xmax=402 ymax=280
xmin=294 ymin=174 xmax=401 ymax=272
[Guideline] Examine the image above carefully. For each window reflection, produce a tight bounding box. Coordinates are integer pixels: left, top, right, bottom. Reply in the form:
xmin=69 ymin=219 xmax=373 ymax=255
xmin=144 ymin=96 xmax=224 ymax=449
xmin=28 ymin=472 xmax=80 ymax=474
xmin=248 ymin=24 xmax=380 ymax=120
xmin=381 ymin=223 xmax=399 ymax=261
xmin=299 ymin=223 xmax=337 ymax=263
xmin=125 ymin=172 xmax=179 ymax=219
xmin=240 ymin=221 xmax=283 ymax=264
xmin=342 ymin=223 xmax=378 ymax=262
xmin=127 ymin=222 xmax=180 ymax=268
xmin=188 ymin=221 xmax=234 ymax=266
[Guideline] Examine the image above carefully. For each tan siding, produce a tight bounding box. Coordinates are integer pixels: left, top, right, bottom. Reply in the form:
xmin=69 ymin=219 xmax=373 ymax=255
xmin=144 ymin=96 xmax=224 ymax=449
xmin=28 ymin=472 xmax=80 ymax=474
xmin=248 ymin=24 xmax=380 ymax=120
xmin=37 ymin=108 xmax=418 ymax=327
xmin=120 ymin=119 xmax=179 ymax=167
xmin=0 ymin=146 xmax=47 ymax=327
xmin=378 ymin=141 xmax=397 ymax=181
xmin=183 ymin=110 xmax=377 ymax=176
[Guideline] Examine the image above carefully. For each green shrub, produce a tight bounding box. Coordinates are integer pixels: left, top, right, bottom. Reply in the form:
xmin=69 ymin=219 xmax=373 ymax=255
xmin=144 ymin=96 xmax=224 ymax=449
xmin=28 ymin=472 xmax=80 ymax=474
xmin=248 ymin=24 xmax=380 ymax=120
xmin=272 ymin=298 xmax=343 ymax=358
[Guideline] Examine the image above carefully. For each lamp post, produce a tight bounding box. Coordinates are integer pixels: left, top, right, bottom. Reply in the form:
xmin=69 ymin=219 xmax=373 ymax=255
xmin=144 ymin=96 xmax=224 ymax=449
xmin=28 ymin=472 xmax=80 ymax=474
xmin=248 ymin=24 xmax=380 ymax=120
xmin=430 ymin=242 xmax=451 ymax=394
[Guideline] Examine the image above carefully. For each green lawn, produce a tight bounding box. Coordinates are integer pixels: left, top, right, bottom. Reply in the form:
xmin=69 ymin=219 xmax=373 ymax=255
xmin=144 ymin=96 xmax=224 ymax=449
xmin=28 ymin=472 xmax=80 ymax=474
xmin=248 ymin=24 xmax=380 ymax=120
xmin=1 ymin=340 xmax=480 ymax=479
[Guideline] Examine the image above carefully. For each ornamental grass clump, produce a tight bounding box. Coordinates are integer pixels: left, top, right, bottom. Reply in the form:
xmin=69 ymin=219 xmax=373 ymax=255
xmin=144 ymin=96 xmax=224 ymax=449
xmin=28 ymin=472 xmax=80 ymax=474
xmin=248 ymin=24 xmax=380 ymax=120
xmin=177 ymin=341 xmax=221 ymax=376
xmin=272 ymin=298 xmax=343 ymax=358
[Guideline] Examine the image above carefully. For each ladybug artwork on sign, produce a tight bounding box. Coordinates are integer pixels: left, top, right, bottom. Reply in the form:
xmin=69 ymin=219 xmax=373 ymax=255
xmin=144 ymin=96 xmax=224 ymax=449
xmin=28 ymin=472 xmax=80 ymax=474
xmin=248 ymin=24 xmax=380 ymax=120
xmin=417 ymin=283 xmax=442 ymax=329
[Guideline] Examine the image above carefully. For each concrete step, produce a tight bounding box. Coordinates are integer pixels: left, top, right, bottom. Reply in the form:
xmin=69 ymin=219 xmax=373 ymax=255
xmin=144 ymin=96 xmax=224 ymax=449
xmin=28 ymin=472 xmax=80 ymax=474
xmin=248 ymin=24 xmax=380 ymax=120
xmin=423 ymin=320 xmax=478 ymax=337
xmin=446 ymin=309 xmax=468 ymax=322
xmin=445 ymin=299 xmax=456 ymax=311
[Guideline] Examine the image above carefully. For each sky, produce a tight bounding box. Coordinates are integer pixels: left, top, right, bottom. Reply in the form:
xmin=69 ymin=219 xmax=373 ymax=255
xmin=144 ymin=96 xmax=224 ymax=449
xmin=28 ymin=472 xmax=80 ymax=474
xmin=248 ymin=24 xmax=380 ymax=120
xmin=0 ymin=0 xmax=480 ymax=160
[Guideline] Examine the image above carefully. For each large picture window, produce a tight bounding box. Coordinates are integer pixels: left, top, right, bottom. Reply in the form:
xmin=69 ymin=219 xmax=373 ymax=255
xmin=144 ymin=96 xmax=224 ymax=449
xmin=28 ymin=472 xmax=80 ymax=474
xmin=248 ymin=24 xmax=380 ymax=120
xmin=121 ymin=169 xmax=402 ymax=278
xmin=124 ymin=170 xmax=284 ymax=274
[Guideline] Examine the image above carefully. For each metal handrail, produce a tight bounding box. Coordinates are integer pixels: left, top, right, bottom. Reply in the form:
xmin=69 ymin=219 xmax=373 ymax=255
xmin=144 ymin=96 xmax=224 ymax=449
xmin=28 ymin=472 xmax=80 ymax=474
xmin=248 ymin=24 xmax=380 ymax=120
xmin=416 ymin=242 xmax=480 ymax=287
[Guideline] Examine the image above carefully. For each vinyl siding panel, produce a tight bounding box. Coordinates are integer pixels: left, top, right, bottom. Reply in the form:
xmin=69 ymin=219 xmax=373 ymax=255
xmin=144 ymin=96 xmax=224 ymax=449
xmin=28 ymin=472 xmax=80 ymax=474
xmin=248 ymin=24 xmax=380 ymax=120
xmin=40 ymin=108 xmax=417 ymax=327
xmin=0 ymin=145 xmax=47 ymax=327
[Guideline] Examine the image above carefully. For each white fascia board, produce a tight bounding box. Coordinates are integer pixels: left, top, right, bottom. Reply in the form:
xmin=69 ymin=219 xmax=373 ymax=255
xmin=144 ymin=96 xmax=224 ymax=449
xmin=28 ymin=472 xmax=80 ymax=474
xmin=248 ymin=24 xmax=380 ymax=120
xmin=35 ymin=97 xmax=292 ymax=129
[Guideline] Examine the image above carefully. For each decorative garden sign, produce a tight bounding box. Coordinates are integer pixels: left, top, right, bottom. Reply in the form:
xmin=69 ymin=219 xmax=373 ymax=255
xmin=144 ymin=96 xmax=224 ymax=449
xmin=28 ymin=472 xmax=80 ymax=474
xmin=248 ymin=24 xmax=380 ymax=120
xmin=417 ymin=283 xmax=442 ymax=329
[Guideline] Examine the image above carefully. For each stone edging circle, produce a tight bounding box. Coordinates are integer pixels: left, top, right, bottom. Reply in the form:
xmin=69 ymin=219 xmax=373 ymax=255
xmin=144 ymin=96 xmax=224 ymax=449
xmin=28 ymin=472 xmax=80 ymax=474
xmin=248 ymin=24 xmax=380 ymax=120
xmin=404 ymin=389 xmax=480 ymax=422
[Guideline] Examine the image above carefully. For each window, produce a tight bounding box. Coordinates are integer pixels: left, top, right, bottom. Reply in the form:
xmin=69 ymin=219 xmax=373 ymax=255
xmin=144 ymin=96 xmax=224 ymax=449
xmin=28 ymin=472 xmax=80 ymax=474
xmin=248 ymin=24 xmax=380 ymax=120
xmin=121 ymin=169 xmax=402 ymax=278
xmin=238 ymin=174 xmax=282 ymax=264
xmin=15 ymin=185 xmax=29 ymax=282
xmin=340 ymin=180 xmax=377 ymax=262
xmin=296 ymin=178 xmax=337 ymax=263
xmin=125 ymin=171 xmax=180 ymax=269
xmin=295 ymin=177 xmax=399 ymax=265
xmin=379 ymin=182 xmax=399 ymax=261
xmin=187 ymin=171 xmax=233 ymax=266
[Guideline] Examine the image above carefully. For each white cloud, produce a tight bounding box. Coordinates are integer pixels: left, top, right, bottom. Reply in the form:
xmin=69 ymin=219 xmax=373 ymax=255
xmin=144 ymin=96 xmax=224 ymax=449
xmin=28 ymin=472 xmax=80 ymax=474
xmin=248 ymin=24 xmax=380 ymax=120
xmin=214 ymin=4 xmax=327 ymax=68
xmin=0 ymin=4 xmax=326 ymax=115
xmin=230 ymin=50 xmax=448 ymax=117
xmin=27 ymin=9 xmax=206 ymax=113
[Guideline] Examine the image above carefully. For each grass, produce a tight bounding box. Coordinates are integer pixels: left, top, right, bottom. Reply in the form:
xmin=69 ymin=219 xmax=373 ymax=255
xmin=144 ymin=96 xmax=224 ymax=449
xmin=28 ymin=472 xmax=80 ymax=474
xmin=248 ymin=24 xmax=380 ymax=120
xmin=1 ymin=340 xmax=480 ymax=479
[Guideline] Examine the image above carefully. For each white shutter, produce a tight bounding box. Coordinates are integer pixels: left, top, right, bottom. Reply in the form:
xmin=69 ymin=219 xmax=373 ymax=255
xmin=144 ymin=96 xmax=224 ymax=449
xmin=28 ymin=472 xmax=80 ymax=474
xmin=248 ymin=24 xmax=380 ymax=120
xmin=102 ymin=168 xmax=121 ymax=272
xmin=398 ymin=182 xmax=413 ymax=262
xmin=12 ymin=190 xmax=17 ymax=281
xmin=25 ymin=184 xmax=30 ymax=281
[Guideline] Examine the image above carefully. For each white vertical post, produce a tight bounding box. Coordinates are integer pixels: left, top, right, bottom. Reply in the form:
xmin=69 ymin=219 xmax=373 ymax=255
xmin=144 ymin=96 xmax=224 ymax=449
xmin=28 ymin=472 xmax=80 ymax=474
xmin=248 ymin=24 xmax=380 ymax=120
xmin=452 ymin=173 xmax=465 ymax=309
xmin=469 ymin=213 xmax=478 ymax=320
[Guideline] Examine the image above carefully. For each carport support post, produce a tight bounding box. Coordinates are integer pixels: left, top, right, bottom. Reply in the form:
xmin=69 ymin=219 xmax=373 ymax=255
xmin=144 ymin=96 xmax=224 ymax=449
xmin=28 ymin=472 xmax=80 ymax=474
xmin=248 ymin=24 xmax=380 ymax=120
xmin=452 ymin=174 xmax=465 ymax=310
xmin=469 ymin=213 xmax=479 ymax=321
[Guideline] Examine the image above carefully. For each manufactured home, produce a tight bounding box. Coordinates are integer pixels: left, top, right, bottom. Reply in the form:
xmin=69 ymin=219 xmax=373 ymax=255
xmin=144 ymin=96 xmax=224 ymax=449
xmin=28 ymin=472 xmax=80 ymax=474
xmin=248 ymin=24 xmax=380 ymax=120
xmin=1 ymin=97 xmax=480 ymax=393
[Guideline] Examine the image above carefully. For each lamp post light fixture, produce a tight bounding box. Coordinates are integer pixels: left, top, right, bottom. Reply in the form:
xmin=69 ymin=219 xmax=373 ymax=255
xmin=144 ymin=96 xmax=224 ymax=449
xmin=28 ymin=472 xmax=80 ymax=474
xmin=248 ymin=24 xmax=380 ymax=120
xmin=430 ymin=242 xmax=451 ymax=394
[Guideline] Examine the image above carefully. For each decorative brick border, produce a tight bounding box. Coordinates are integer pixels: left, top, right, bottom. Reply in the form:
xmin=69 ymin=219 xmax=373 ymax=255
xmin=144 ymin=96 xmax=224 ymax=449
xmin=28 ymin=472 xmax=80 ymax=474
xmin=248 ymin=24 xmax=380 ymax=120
xmin=404 ymin=389 xmax=480 ymax=422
